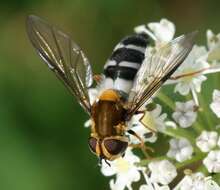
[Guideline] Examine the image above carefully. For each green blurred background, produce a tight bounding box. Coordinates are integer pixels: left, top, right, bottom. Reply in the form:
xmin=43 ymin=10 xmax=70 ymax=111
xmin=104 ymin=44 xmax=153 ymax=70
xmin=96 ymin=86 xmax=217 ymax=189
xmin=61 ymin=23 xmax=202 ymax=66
xmin=0 ymin=0 xmax=220 ymax=189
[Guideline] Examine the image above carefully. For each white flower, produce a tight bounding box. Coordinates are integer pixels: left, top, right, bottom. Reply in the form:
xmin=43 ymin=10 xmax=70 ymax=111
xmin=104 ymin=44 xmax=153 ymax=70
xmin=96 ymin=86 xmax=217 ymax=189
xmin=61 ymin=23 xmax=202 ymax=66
xmin=128 ymin=104 xmax=166 ymax=144
xmin=140 ymin=170 xmax=170 ymax=190
xmin=174 ymin=172 xmax=220 ymax=190
xmin=196 ymin=131 xmax=218 ymax=152
xmin=165 ymin=121 xmax=177 ymax=129
xmin=88 ymin=88 xmax=99 ymax=104
xmin=210 ymin=89 xmax=220 ymax=118
xmin=172 ymin=100 xmax=197 ymax=128
xmin=135 ymin=24 xmax=220 ymax=107
xmin=167 ymin=138 xmax=193 ymax=162
xmin=207 ymin=29 xmax=220 ymax=61
xmin=140 ymin=172 xmax=170 ymax=190
xmin=207 ymin=30 xmax=220 ymax=50
xmin=147 ymin=19 xmax=175 ymax=44
xmin=174 ymin=172 xmax=205 ymax=190
xmin=203 ymin=150 xmax=220 ymax=173
xmin=205 ymin=180 xmax=220 ymax=190
xmin=148 ymin=159 xmax=177 ymax=185
xmin=134 ymin=19 xmax=175 ymax=47
xmin=101 ymin=148 xmax=143 ymax=190
xmin=172 ymin=45 xmax=209 ymax=103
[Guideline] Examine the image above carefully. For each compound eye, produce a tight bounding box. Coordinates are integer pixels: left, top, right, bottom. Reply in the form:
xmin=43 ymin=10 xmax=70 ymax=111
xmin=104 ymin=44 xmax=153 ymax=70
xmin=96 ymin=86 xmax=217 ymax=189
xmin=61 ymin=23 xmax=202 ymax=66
xmin=104 ymin=139 xmax=128 ymax=155
xmin=88 ymin=137 xmax=97 ymax=153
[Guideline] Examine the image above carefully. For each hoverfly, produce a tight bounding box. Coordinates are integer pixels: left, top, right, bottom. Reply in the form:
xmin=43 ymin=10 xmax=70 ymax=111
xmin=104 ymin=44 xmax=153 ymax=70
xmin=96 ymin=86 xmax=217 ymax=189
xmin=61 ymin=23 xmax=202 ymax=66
xmin=26 ymin=15 xmax=196 ymax=162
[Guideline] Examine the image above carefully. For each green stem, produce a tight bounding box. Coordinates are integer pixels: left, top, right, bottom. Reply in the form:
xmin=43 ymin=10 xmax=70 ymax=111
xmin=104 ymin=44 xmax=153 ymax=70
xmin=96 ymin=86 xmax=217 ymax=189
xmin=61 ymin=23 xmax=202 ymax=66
xmin=197 ymin=164 xmax=209 ymax=175
xmin=197 ymin=93 xmax=214 ymax=130
xmin=163 ymin=128 xmax=195 ymax=143
xmin=213 ymin=173 xmax=220 ymax=184
xmin=157 ymin=93 xmax=175 ymax=110
xmin=193 ymin=121 xmax=204 ymax=134
xmin=175 ymin=153 xmax=206 ymax=169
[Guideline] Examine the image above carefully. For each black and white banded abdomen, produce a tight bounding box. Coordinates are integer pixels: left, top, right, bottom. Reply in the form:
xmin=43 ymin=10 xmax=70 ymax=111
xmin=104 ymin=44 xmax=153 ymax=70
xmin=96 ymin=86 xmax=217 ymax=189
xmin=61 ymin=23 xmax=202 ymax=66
xmin=102 ymin=33 xmax=149 ymax=95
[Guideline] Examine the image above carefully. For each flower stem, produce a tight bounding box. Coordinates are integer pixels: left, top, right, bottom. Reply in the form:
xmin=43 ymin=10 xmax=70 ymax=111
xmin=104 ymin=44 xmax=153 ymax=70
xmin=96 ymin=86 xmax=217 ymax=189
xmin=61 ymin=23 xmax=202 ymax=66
xmin=163 ymin=128 xmax=195 ymax=143
xmin=193 ymin=121 xmax=204 ymax=134
xmin=175 ymin=153 xmax=206 ymax=170
xmin=197 ymin=93 xmax=214 ymax=130
xmin=157 ymin=92 xmax=175 ymax=110
xmin=213 ymin=173 xmax=220 ymax=184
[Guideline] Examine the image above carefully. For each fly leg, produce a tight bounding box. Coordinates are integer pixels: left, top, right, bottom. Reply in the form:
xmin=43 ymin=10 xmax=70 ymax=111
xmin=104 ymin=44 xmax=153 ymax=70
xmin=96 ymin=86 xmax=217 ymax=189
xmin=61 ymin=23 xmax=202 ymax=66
xmin=134 ymin=110 xmax=145 ymax=114
xmin=127 ymin=129 xmax=154 ymax=158
xmin=114 ymin=123 xmax=126 ymax=134
xmin=93 ymin=74 xmax=102 ymax=84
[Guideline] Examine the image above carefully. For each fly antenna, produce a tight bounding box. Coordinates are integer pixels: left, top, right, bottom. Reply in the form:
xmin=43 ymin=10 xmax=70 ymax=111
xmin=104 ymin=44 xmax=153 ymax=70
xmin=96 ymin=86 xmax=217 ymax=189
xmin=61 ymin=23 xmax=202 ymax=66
xmin=104 ymin=159 xmax=111 ymax=167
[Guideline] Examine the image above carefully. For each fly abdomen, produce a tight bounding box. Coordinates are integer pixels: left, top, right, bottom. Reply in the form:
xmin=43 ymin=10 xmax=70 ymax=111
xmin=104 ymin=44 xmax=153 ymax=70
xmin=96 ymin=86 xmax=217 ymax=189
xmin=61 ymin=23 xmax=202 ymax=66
xmin=103 ymin=33 xmax=149 ymax=95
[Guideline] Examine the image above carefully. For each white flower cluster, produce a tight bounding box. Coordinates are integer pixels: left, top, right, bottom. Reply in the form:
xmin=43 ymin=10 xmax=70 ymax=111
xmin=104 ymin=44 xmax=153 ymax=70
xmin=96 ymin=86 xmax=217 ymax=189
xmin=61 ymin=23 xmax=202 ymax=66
xmin=174 ymin=172 xmax=220 ymax=190
xmin=196 ymin=131 xmax=218 ymax=152
xmin=136 ymin=19 xmax=220 ymax=105
xmin=167 ymin=138 xmax=193 ymax=162
xmin=148 ymin=160 xmax=177 ymax=185
xmin=101 ymin=148 xmax=143 ymax=190
xmin=101 ymin=149 xmax=220 ymax=190
xmin=172 ymin=100 xmax=197 ymax=128
xmin=196 ymin=130 xmax=220 ymax=173
xmin=84 ymin=18 xmax=220 ymax=190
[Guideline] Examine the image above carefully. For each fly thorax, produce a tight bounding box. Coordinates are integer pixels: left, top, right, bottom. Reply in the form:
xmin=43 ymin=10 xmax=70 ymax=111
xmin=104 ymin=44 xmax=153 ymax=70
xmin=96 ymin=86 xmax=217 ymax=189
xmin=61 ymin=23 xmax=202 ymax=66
xmin=91 ymin=97 xmax=125 ymax=138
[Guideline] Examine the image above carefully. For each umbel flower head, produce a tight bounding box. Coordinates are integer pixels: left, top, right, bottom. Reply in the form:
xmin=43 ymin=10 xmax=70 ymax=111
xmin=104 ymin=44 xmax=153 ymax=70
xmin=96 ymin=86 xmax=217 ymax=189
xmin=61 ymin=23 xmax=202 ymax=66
xmin=85 ymin=18 xmax=220 ymax=190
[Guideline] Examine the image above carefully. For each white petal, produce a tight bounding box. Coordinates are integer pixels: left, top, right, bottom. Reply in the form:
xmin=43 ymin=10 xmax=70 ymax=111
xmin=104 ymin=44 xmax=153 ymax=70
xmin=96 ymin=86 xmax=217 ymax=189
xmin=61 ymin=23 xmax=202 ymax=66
xmin=210 ymin=89 xmax=220 ymax=118
xmin=174 ymin=82 xmax=191 ymax=95
xmin=84 ymin=119 xmax=92 ymax=128
xmin=139 ymin=184 xmax=154 ymax=190
xmin=110 ymin=178 xmax=126 ymax=190
xmin=172 ymin=100 xmax=197 ymax=128
xmin=88 ymin=88 xmax=99 ymax=104
xmin=167 ymin=138 xmax=193 ymax=162
xmin=192 ymin=75 xmax=207 ymax=92
xmin=196 ymin=131 xmax=218 ymax=152
xmin=203 ymin=150 xmax=220 ymax=173
xmin=148 ymin=19 xmax=175 ymax=42
xmin=149 ymin=160 xmax=177 ymax=185
xmin=101 ymin=161 xmax=116 ymax=176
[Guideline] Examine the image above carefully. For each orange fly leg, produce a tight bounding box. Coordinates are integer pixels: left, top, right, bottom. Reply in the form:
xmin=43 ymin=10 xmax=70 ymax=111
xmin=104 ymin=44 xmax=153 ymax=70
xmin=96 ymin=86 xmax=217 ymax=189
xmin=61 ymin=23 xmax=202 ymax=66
xmin=93 ymin=74 xmax=102 ymax=84
xmin=114 ymin=123 xmax=127 ymax=135
xmin=127 ymin=129 xmax=154 ymax=158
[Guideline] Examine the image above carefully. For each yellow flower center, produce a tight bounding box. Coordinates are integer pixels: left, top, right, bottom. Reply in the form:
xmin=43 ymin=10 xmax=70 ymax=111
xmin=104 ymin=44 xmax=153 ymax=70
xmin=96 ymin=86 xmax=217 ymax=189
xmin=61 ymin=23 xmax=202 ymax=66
xmin=115 ymin=157 xmax=130 ymax=173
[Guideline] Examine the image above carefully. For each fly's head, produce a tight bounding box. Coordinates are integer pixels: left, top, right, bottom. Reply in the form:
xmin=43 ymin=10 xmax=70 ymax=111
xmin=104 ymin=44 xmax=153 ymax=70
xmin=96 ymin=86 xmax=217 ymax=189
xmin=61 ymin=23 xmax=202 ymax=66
xmin=88 ymin=136 xmax=128 ymax=162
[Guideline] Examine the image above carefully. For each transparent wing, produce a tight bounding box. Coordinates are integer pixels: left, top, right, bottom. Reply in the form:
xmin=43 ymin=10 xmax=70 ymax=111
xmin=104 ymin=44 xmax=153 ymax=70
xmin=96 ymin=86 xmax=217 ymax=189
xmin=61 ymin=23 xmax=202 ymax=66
xmin=127 ymin=32 xmax=197 ymax=119
xmin=26 ymin=15 xmax=93 ymax=115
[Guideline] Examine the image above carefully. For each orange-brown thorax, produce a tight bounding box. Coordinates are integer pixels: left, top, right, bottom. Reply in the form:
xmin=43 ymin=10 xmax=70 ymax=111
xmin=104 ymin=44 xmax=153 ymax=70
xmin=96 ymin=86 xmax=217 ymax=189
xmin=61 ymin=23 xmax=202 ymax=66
xmin=91 ymin=89 xmax=126 ymax=138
